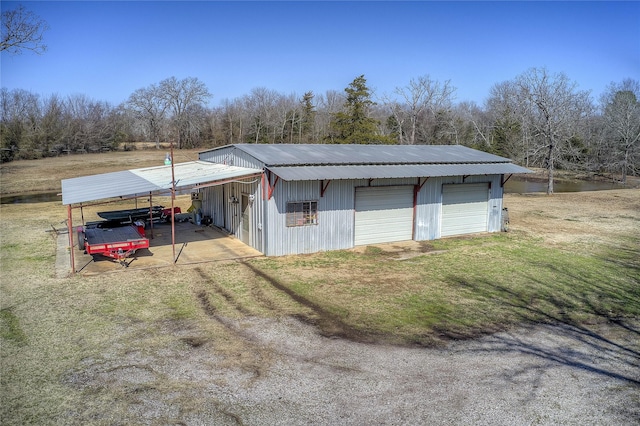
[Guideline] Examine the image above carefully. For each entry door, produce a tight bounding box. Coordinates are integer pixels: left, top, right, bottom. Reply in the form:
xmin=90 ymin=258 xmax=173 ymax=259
xmin=240 ymin=194 xmax=250 ymax=245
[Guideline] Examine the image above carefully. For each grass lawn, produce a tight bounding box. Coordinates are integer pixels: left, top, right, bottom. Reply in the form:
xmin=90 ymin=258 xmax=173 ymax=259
xmin=250 ymin=231 xmax=639 ymax=345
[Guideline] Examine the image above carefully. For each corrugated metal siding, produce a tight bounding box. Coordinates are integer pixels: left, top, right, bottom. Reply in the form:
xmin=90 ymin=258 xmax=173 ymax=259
xmin=200 ymin=178 xmax=264 ymax=253
xmin=414 ymin=177 xmax=442 ymax=241
xmin=487 ymin=175 xmax=504 ymax=233
xmin=265 ymin=179 xmax=349 ymax=256
xmin=199 ymin=173 xmax=504 ymax=256
xmin=414 ymin=175 xmax=503 ymax=241
xmin=201 ymin=185 xmax=225 ymax=228
xmin=263 ymin=177 xmax=418 ymax=256
xmin=199 ymin=146 xmax=266 ymax=169
xmin=222 ymin=180 xmax=262 ymax=249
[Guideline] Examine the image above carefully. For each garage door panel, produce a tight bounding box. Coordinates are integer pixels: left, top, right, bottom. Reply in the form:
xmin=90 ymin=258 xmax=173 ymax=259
xmin=441 ymin=183 xmax=488 ymax=237
xmin=355 ymin=186 xmax=413 ymax=245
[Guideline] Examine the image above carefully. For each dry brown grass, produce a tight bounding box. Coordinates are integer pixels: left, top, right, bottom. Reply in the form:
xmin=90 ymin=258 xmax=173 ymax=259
xmin=0 ymin=149 xmax=202 ymax=195
xmin=506 ymin=190 xmax=640 ymax=249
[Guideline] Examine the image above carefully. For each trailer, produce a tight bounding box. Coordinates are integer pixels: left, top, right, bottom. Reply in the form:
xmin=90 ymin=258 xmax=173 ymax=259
xmin=78 ymin=221 xmax=149 ymax=266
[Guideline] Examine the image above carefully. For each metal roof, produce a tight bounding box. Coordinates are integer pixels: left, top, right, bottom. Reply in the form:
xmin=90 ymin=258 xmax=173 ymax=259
xmin=199 ymin=144 xmax=532 ymax=181
xmin=268 ymin=163 xmax=532 ymax=181
xmin=206 ymin=143 xmax=514 ymax=166
xmin=62 ymin=161 xmax=262 ymax=205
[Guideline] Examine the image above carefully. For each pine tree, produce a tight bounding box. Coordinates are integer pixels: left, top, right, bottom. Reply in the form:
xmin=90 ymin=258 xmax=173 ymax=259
xmin=328 ymin=75 xmax=392 ymax=144
xmin=300 ymin=91 xmax=316 ymax=143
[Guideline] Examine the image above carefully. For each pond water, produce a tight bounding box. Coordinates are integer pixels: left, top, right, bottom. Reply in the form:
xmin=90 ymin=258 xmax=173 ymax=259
xmin=504 ymin=178 xmax=627 ymax=193
xmin=1 ymin=192 xmax=62 ymax=204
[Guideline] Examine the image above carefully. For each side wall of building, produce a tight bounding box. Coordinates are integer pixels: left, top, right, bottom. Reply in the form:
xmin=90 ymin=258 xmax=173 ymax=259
xmin=201 ymin=179 xmax=264 ymax=252
xmin=414 ymin=174 xmax=504 ymax=240
xmin=200 ymin=146 xmax=267 ymax=252
xmin=262 ymin=175 xmax=503 ymax=256
xmin=199 ymin=146 xmax=264 ymax=169
xmin=263 ymin=177 xmax=418 ymax=256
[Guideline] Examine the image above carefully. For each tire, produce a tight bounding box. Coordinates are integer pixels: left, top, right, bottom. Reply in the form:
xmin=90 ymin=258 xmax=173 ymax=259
xmin=77 ymin=230 xmax=85 ymax=250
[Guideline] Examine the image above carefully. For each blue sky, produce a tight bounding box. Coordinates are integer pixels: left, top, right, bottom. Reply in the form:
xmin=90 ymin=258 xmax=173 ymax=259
xmin=1 ymin=1 xmax=639 ymax=107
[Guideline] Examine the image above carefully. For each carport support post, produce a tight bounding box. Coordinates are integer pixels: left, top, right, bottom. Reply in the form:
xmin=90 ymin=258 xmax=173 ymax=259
xmin=67 ymin=204 xmax=75 ymax=275
xmin=170 ymin=141 xmax=176 ymax=264
xmin=148 ymin=193 xmax=154 ymax=239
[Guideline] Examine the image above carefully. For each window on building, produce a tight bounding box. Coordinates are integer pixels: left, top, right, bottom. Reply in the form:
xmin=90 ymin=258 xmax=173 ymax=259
xmin=286 ymin=201 xmax=318 ymax=226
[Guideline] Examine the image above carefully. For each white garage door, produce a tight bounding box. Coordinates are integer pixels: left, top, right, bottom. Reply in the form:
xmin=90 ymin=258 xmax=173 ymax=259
xmin=441 ymin=183 xmax=489 ymax=237
xmin=354 ymin=186 xmax=414 ymax=245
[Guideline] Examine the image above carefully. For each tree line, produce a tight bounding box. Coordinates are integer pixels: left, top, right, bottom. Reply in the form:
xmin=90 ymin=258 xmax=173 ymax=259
xmin=2 ymin=5 xmax=638 ymax=192
xmin=1 ymin=71 xmax=639 ymax=192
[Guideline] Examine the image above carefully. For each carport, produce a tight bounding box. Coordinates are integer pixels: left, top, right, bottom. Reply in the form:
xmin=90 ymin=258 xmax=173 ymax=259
xmin=71 ymin=220 xmax=263 ymax=275
xmin=61 ymin=159 xmax=263 ymax=274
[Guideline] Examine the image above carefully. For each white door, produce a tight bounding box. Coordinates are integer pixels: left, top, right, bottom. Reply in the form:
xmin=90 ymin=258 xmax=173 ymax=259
xmin=354 ymin=186 xmax=414 ymax=245
xmin=441 ymin=183 xmax=489 ymax=237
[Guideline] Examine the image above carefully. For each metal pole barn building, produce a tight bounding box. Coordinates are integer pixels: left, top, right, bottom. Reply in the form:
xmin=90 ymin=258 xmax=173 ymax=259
xmin=198 ymin=144 xmax=532 ymax=257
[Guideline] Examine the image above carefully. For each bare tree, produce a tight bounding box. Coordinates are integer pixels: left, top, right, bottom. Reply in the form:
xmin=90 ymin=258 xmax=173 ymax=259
xmin=159 ymin=77 xmax=211 ymax=148
xmin=0 ymin=88 xmax=40 ymax=160
xmin=273 ymin=93 xmax=298 ymax=144
xmin=105 ymin=103 xmax=135 ymax=149
xmin=243 ymin=87 xmax=279 ymax=144
xmin=386 ymin=75 xmax=456 ymax=144
xmin=454 ymin=101 xmax=493 ymax=150
xmin=39 ymin=94 xmax=65 ymax=154
xmin=600 ymin=79 xmax=640 ymax=184
xmin=316 ymin=90 xmax=344 ymax=143
xmin=486 ymin=81 xmax=532 ymax=163
xmin=127 ymin=84 xmax=167 ymax=149
xmin=515 ymin=68 xmax=592 ymax=194
xmin=1 ymin=4 xmax=49 ymax=55
xmin=217 ymin=98 xmax=247 ymax=145
xmin=62 ymin=94 xmax=115 ymax=153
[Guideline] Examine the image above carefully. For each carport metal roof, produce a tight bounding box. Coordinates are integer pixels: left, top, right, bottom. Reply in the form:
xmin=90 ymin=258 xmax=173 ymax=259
xmin=62 ymin=161 xmax=263 ymax=205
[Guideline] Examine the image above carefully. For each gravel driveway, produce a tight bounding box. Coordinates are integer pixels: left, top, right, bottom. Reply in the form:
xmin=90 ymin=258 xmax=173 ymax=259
xmin=73 ymin=316 xmax=639 ymax=425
